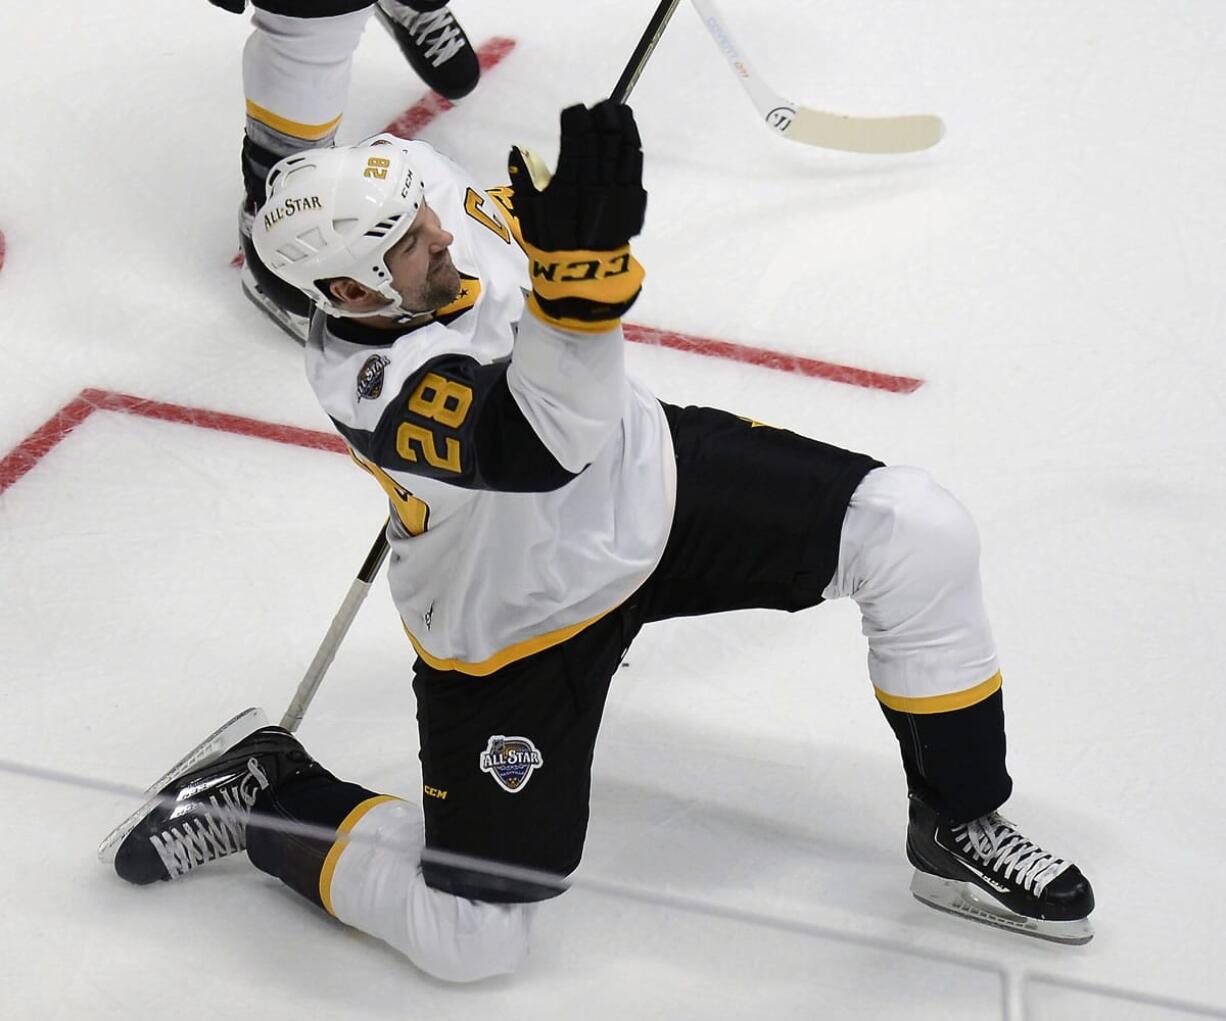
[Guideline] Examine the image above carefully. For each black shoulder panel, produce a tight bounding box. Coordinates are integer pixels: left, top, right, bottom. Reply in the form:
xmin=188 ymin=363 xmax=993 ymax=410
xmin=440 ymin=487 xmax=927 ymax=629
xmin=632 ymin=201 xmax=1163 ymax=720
xmin=334 ymin=354 xmax=580 ymax=492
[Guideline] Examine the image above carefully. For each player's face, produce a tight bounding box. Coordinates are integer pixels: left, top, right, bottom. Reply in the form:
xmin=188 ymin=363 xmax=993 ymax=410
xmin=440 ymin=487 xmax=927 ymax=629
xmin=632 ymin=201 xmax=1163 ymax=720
xmin=383 ymin=202 xmax=461 ymax=313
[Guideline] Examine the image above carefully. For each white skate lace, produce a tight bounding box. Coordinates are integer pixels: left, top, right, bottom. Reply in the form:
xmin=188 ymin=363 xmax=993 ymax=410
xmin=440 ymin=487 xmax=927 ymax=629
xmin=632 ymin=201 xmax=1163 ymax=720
xmin=149 ymin=757 xmax=271 ymax=879
xmin=954 ymin=812 xmax=1070 ymax=896
xmin=405 ymin=8 xmax=465 ymax=66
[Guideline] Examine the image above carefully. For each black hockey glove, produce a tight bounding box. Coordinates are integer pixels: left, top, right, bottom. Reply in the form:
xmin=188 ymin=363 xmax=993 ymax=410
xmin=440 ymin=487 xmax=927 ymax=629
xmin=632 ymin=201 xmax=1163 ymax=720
xmin=208 ymin=0 xmax=246 ymax=13
xmin=507 ymin=100 xmax=647 ymax=332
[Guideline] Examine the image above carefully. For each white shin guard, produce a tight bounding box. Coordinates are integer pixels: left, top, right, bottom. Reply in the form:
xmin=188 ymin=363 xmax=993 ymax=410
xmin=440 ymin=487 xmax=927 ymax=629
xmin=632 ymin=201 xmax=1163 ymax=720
xmin=328 ymin=799 xmax=537 ymax=983
xmin=822 ymin=466 xmax=1000 ymax=704
xmin=243 ymin=7 xmax=373 ymax=136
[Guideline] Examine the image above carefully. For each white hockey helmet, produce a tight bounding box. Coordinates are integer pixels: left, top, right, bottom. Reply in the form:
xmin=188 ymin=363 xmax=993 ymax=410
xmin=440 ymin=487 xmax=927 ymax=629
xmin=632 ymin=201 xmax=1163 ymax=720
xmin=251 ymin=134 xmax=427 ymax=319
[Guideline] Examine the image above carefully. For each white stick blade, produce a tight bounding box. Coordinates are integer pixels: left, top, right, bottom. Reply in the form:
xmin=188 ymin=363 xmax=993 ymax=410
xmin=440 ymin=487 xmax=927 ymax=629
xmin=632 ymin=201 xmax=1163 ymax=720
xmin=783 ymin=108 xmax=945 ymax=154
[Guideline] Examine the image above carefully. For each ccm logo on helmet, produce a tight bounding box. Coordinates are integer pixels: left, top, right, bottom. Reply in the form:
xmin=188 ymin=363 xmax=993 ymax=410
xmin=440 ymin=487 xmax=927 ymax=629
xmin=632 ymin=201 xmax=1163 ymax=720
xmin=262 ymin=195 xmax=323 ymax=231
xmin=399 ymin=165 xmax=418 ymax=202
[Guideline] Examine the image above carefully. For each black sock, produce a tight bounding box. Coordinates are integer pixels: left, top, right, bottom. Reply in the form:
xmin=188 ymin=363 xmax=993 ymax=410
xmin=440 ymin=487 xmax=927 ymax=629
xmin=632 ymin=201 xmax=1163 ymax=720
xmin=247 ymin=770 xmax=381 ymax=910
xmin=879 ymin=689 xmax=1012 ymax=823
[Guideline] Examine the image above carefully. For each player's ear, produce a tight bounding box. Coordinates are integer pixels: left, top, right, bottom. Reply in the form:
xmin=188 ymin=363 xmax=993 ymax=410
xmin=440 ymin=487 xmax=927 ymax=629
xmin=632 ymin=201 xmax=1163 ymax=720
xmin=328 ymin=277 xmax=376 ymax=308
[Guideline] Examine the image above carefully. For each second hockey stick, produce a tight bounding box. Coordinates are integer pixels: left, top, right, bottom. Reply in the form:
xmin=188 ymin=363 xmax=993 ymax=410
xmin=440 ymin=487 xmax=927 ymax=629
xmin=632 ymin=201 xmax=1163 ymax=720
xmin=689 ymin=0 xmax=944 ymax=155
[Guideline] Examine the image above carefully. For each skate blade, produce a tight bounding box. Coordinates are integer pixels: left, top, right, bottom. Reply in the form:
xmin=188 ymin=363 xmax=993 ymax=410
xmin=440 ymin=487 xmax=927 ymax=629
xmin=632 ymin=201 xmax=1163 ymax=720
xmin=240 ymin=269 xmax=309 ymax=345
xmin=97 ymin=706 xmax=268 ymax=864
xmin=910 ymin=869 xmax=1094 ymax=946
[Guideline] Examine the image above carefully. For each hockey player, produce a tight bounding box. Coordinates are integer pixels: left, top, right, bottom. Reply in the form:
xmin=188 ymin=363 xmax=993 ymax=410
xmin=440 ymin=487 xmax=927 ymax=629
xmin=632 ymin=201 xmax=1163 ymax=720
xmin=111 ymin=101 xmax=1095 ymax=980
xmin=223 ymin=0 xmax=481 ymax=340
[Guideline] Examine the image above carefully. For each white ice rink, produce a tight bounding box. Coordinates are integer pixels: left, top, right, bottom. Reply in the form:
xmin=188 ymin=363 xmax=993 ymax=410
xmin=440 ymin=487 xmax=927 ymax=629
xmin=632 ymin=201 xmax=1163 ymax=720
xmin=2 ymin=1 xmax=1225 ymax=1017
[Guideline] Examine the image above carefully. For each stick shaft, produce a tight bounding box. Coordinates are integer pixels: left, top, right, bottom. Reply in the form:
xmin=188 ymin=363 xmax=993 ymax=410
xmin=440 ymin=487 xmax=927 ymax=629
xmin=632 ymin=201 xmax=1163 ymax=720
xmin=280 ymin=521 xmax=391 ymax=732
xmin=611 ymin=0 xmax=683 ymax=102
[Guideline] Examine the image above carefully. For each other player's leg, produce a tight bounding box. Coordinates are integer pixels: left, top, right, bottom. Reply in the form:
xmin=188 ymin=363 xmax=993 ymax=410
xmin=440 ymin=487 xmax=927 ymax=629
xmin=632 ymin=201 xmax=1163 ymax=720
xmin=238 ymin=1 xmax=374 ymax=342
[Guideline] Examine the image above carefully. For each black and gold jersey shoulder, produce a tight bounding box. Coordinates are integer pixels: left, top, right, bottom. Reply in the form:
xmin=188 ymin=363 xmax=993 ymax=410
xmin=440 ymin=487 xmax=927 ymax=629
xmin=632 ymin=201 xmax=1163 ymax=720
xmin=332 ymin=351 xmax=579 ymax=492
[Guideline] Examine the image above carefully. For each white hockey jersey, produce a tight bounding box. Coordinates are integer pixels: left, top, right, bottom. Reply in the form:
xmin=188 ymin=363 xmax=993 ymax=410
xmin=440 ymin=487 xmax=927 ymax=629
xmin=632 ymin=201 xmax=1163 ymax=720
xmin=304 ymin=140 xmax=676 ymax=674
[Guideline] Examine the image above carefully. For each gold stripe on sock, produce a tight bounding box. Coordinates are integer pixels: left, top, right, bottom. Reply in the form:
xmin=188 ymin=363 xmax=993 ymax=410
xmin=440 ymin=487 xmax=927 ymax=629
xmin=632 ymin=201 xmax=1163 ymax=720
xmin=874 ymin=670 xmax=1002 ymax=715
xmin=245 ymin=99 xmax=343 ymax=142
xmin=319 ymin=795 xmax=400 ymax=917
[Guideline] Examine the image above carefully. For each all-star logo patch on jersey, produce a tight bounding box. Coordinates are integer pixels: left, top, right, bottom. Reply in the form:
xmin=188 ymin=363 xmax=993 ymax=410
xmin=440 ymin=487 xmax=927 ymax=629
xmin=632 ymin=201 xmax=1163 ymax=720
xmin=356 ymin=355 xmax=391 ymax=401
xmin=479 ymin=735 xmax=543 ymax=793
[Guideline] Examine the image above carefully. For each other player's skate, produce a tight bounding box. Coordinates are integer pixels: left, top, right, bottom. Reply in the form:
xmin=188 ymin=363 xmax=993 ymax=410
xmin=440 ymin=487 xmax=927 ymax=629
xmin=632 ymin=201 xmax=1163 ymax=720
xmin=239 ymin=201 xmax=311 ymax=343
xmin=906 ymin=795 xmax=1094 ymax=944
xmin=111 ymin=725 xmax=320 ymax=885
xmin=374 ymin=0 xmax=480 ymax=100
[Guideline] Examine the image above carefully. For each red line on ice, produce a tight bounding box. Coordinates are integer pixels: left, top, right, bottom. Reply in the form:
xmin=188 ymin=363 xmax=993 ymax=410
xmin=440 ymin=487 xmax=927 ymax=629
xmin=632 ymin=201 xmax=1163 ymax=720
xmin=623 ymin=324 xmax=922 ymax=394
xmin=82 ymin=390 xmax=346 ymax=454
xmin=0 ymin=391 xmax=97 ymax=495
xmin=0 ymin=389 xmax=344 ymax=497
xmin=0 ymin=230 xmax=6 ymax=273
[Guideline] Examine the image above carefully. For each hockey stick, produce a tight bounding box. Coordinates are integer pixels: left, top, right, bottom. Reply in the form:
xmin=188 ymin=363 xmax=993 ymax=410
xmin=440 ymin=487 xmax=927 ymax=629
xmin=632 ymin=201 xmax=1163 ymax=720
xmin=270 ymin=9 xmax=684 ymax=731
xmin=689 ymin=0 xmax=944 ymax=155
xmin=276 ymin=6 xmax=678 ymax=721
xmin=273 ymin=8 xmax=681 ymax=726
xmin=97 ymin=11 xmax=685 ymax=865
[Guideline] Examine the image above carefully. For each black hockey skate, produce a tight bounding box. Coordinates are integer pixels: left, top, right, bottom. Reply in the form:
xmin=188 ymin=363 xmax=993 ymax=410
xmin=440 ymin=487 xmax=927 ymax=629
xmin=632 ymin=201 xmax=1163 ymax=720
xmin=239 ymin=201 xmax=311 ymax=344
xmin=906 ymin=795 xmax=1094 ymax=945
xmin=113 ymin=726 xmax=318 ymax=885
xmin=374 ymin=0 xmax=480 ymax=100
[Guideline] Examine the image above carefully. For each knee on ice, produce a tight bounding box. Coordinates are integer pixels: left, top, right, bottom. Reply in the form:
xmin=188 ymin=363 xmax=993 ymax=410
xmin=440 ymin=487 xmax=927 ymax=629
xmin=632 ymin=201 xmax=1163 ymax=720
xmin=401 ymin=893 xmax=537 ymax=984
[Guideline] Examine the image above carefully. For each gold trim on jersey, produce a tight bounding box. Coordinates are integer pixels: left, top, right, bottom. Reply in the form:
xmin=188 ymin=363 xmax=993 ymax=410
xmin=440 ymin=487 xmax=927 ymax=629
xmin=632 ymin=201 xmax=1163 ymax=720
xmin=434 ymin=273 xmax=482 ymax=320
xmin=874 ymin=671 xmax=1002 ymax=715
xmin=319 ymin=795 xmax=401 ymax=917
xmin=245 ymin=99 xmax=343 ymax=142
xmin=349 ymin=450 xmax=430 ymax=536
xmin=403 ymin=606 xmax=617 ymax=677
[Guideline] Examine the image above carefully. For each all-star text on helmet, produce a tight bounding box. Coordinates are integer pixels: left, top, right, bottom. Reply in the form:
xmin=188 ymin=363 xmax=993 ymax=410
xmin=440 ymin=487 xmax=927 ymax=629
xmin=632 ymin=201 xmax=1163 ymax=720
xmin=252 ymin=135 xmax=428 ymax=320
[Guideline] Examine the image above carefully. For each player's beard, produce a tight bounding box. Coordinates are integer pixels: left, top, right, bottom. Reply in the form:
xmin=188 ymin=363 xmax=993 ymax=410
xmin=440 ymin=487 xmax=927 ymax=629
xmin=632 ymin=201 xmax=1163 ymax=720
xmin=420 ymin=254 xmax=462 ymax=311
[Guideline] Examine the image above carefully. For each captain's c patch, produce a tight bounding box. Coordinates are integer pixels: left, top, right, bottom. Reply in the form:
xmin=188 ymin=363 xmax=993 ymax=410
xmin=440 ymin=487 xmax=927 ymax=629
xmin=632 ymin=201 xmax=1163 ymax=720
xmin=479 ymin=735 xmax=543 ymax=794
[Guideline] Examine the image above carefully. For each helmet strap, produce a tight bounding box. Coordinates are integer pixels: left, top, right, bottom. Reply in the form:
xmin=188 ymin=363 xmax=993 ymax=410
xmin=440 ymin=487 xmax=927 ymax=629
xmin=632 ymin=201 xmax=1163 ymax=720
xmin=317 ymin=279 xmax=436 ymax=324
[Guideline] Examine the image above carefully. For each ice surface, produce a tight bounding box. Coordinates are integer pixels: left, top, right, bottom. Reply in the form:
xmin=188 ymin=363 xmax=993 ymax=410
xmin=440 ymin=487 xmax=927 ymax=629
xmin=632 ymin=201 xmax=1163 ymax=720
xmin=1 ymin=1 xmax=1224 ymax=1017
